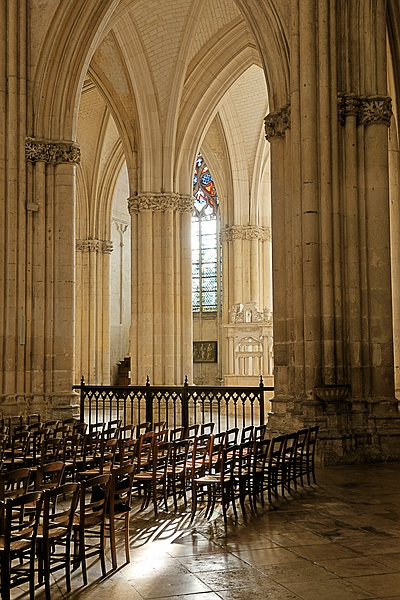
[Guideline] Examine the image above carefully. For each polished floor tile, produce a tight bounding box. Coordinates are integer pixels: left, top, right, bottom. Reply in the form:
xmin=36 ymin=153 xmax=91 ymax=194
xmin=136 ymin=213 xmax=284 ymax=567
xmin=9 ymin=462 xmax=400 ymax=600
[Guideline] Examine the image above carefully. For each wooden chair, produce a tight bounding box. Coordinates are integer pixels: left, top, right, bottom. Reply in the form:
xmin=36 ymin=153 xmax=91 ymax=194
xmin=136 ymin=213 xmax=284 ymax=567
xmin=73 ymin=473 xmax=111 ymax=585
xmin=0 ymin=467 xmax=31 ymax=503
xmin=36 ymin=482 xmax=80 ymax=600
xmin=233 ymin=440 xmax=253 ymax=515
xmin=61 ymin=433 xmax=83 ymax=483
xmin=39 ymin=436 xmax=65 ymax=466
xmin=106 ymin=464 xmax=135 ymax=570
xmin=118 ymin=437 xmax=138 ymax=466
xmin=27 ymin=413 xmax=41 ymax=426
xmin=280 ymin=430 xmax=298 ymax=496
xmin=293 ymin=428 xmax=309 ymax=489
xmin=134 ymin=431 xmax=155 ymax=473
xmin=185 ymin=423 xmax=200 ymax=439
xmin=265 ymin=434 xmax=287 ymax=505
xmin=89 ymin=422 xmax=105 ymax=435
xmin=3 ymin=430 xmax=30 ymax=470
xmin=186 ymin=433 xmax=213 ymax=490
xmin=240 ymin=425 xmax=254 ymax=444
xmin=118 ymin=423 xmax=136 ymax=441
xmin=191 ymin=445 xmax=238 ymax=524
xmin=35 ymin=461 xmax=66 ymax=492
xmin=79 ymin=437 xmax=118 ymax=479
xmin=133 ymin=441 xmax=171 ymax=515
xmin=74 ymin=431 xmax=100 ymax=474
xmin=0 ymin=491 xmax=43 ymax=600
xmin=304 ymin=426 xmax=319 ymax=486
xmin=25 ymin=427 xmax=50 ymax=468
xmin=250 ymin=438 xmax=270 ymax=509
xmin=254 ymin=424 xmax=267 ymax=441
xmin=153 ymin=420 xmax=166 ymax=433
xmin=43 ymin=419 xmax=60 ymax=432
xmin=169 ymin=426 xmax=185 ymax=442
xmin=166 ymin=438 xmax=190 ymax=509
xmin=136 ymin=421 xmax=151 ymax=437
xmin=200 ymin=422 xmax=215 ymax=436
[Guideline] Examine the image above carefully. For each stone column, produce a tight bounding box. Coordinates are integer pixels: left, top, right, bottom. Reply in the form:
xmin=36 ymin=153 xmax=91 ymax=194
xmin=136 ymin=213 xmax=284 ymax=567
xmin=128 ymin=193 xmax=193 ymax=385
xmin=75 ymin=238 xmax=113 ymax=384
xmin=25 ymin=138 xmax=81 ymax=419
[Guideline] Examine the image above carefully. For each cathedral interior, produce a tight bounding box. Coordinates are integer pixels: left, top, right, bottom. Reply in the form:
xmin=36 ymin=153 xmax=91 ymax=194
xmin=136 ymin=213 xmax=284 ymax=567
xmin=1 ymin=0 xmax=400 ymax=468
xmin=3 ymin=2 xmax=400 ymax=599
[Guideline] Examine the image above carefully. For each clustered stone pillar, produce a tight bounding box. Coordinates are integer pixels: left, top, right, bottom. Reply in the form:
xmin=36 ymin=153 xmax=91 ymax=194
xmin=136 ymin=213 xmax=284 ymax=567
xmin=264 ymin=0 xmax=400 ymax=462
xmin=22 ymin=139 xmax=81 ymax=418
xmin=128 ymin=193 xmax=193 ymax=385
xmin=221 ymin=225 xmax=272 ymax=321
xmin=75 ymin=238 xmax=113 ymax=385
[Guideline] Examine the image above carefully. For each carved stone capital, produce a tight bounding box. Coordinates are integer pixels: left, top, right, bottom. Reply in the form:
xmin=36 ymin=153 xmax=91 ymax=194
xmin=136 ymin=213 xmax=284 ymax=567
xmin=76 ymin=239 xmax=113 ymax=253
xmin=338 ymin=94 xmax=392 ymax=126
xmin=128 ymin=193 xmax=194 ymax=214
xmin=359 ymin=96 xmax=393 ymax=125
xmin=221 ymin=225 xmax=271 ymax=242
xmin=25 ymin=138 xmax=81 ymax=165
xmin=264 ymin=103 xmax=291 ymax=141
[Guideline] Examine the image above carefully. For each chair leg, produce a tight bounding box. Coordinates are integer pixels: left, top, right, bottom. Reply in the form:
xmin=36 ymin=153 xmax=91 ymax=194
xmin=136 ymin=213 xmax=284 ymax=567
xmin=124 ymin=513 xmax=130 ymax=564
xmin=109 ymin=518 xmax=117 ymax=570
xmin=65 ymin=536 xmax=72 ymax=593
xmin=1 ymin=559 xmax=11 ymax=600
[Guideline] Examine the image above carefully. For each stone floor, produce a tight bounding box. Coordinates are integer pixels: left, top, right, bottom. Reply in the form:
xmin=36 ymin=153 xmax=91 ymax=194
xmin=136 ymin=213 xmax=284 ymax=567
xmin=10 ymin=462 xmax=400 ymax=600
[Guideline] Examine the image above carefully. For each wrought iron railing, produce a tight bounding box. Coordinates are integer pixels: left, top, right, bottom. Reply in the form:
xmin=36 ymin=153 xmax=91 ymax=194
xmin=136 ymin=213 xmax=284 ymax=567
xmin=73 ymin=376 xmax=273 ymax=432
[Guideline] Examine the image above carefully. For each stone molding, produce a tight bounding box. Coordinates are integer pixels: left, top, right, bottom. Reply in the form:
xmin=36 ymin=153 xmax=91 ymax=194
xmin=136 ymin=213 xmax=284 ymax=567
xmin=76 ymin=239 xmax=113 ymax=253
xmin=221 ymin=225 xmax=271 ymax=242
xmin=338 ymin=94 xmax=393 ymax=126
xmin=128 ymin=193 xmax=194 ymax=214
xmin=25 ymin=138 xmax=81 ymax=165
xmin=264 ymin=103 xmax=291 ymax=140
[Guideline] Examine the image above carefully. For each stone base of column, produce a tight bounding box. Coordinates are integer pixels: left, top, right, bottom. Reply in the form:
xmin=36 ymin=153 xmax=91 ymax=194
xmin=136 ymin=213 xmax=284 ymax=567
xmin=268 ymin=389 xmax=400 ymax=466
xmin=0 ymin=392 xmax=80 ymax=422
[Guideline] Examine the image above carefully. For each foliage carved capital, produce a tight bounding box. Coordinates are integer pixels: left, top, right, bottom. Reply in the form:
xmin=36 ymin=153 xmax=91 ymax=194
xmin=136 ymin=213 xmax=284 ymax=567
xmin=338 ymin=94 xmax=392 ymax=126
xmin=264 ymin=103 xmax=291 ymax=141
xmin=76 ymin=239 xmax=113 ymax=253
xmin=221 ymin=225 xmax=271 ymax=242
xmin=25 ymin=138 xmax=81 ymax=165
xmin=128 ymin=193 xmax=194 ymax=214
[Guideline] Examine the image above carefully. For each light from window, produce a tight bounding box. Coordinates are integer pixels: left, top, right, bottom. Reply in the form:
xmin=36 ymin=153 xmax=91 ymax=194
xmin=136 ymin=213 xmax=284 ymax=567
xmin=192 ymin=155 xmax=220 ymax=312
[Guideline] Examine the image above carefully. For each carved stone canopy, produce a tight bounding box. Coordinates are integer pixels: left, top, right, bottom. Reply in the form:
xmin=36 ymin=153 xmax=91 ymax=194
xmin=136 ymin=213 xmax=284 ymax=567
xmin=229 ymin=301 xmax=272 ymax=325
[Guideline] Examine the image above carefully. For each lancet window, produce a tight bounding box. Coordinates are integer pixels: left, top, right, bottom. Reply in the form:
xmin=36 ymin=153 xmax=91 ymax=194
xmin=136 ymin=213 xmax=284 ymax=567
xmin=192 ymin=155 xmax=221 ymax=313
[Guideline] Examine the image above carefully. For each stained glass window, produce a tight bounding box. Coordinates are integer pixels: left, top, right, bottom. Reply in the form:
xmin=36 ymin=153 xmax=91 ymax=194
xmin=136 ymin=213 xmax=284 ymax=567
xmin=192 ymin=155 xmax=221 ymax=312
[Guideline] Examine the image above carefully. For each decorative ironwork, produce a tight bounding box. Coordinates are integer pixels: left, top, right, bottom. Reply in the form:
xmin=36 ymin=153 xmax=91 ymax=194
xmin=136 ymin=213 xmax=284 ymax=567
xmin=73 ymin=377 xmax=272 ymax=432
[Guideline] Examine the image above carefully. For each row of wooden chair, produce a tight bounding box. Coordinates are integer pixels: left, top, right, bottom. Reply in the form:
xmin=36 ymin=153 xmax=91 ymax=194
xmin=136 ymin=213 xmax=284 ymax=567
xmin=0 ymin=463 xmax=136 ymax=600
